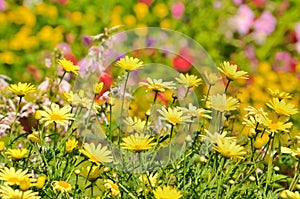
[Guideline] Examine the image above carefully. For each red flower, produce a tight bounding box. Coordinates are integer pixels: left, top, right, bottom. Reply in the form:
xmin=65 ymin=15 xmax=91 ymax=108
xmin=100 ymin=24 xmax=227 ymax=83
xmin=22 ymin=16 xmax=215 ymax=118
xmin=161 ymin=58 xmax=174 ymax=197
xmin=172 ymin=48 xmax=193 ymax=72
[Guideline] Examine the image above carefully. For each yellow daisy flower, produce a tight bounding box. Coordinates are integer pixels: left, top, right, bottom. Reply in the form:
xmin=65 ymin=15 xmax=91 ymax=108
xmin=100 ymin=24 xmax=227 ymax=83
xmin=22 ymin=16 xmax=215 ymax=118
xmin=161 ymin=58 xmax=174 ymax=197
xmin=201 ymin=130 xmax=236 ymax=144
xmin=79 ymin=143 xmax=113 ymax=165
xmin=175 ymin=73 xmax=202 ymax=88
xmin=8 ymin=82 xmax=36 ymax=97
xmin=0 ymin=185 xmax=40 ymax=199
xmin=65 ymin=138 xmax=78 ymax=153
xmin=52 ymin=181 xmax=72 ymax=193
xmin=5 ymin=148 xmax=28 ymax=161
xmin=139 ymin=77 xmax=176 ymax=93
xmin=267 ymin=88 xmax=292 ymax=100
xmin=153 ymin=186 xmax=183 ymax=199
xmin=35 ymin=175 xmax=46 ymax=189
xmin=79 ymin=166 xmax=103 ymax=182
xmin=208 ymin=94 xmax=239 ymax=112
xmin=262 ymin=114 xmax=293 ymax=134
xmin=72 ymin=90 xmax=90 ymax=107
xmin=27 ymin=131 xmax=40 ymax=143
xmin=19 ymin=176 xmax=31 ymax=191
xmin=0 ymin=141 xmax=4 ymax=151
xmin=158 ymin=106 xmax=192 ymax=126
xmin=266 ymin=98 xmax=298 ymax=116
xmin=115 ymin=56 xmax=143 ymax=71
xmin=139 ymin=173 xmax=158 ymax=187
xmin=253 ymin=133 xmax=269 ymax=149
xmin=178 ymin=103 xmax=211 ymax=120
xmin=57 ymin=58 xmax=80 ymax=75
xmin=104 ymin=179 xmax=120 ymax=197
xmin=281 ymin=147 xmax=300 ymax=159
xmin=280 ymin=190 xmax=300 ymax=199
xmin=244 ymin=106 xmax=268 ymax=119
xmin=123 ymin=116 xmax=146 ymax=133
xmin=218 ymin=61 xmax=248 ymax=81
xmin=39 ymin=104 xmax=74 ymax=126
xmin=93 ymin=82 xmax=104 ymax=95
xmin=213 ymin=138 xmax=246 ymax=159
xmin=121 ymin=134 xmax=155 ymax=152
xmin=0 ymin=167 xmax=29 ymax=186
xmin=203 ymin=71 xmax=221 ymax=86
xmin=62 ymin=91 xmax=73 ymax=105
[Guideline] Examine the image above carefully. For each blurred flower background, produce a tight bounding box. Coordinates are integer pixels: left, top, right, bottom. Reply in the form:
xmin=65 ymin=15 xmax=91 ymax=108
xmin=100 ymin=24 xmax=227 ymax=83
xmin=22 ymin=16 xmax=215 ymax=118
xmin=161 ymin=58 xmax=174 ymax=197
xmin=1 ymin=0 xmax=300 ymax=198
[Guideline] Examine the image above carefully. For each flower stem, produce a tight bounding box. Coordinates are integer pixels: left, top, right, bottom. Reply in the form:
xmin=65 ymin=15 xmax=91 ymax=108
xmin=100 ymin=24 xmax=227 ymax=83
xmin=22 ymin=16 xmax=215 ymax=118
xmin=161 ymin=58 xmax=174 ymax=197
xmin=225 ymin=80 xmax=231 ymax=93
xmin=169 ymin=124 xmax=175 ymax=142
xmin=86 ymin=94 xmax=97 ymax=125
xmin=216 ymin=157 xmax=225 ymax=199
xmin=118 ymin=72 xmax=130 ymax=146
xmin=184 ymin=87 xmax=190 ymax=98
xmin=50 ymin=72 xmax=66 ymax=105
xmin=85 ymin=163 xmax=94 ymax=185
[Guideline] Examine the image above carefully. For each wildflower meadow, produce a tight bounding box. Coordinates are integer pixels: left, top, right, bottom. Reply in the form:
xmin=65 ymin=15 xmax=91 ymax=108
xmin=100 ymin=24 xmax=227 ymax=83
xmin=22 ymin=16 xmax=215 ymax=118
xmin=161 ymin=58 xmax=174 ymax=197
xmin=1 ymin=0 xmax=300 ymax=198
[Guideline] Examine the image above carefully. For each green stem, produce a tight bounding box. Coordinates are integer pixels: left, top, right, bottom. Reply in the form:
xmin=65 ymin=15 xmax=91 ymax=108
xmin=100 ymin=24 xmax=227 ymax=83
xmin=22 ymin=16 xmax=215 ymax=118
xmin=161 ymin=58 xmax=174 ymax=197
xmin=118 ymin=72 xmax=130 ymax=146
xmin=85 ymin=163 xmax=94 ymax=185
xmin=153 ymin=91 xmax=159 ymax=105
xmin=204 ymin=85 xmax=211 ymax=104
xmin=216 ymin=157 xmax=225 ymax=199
xmin=109 ymin=103 xmax=113 ymax=141
xmin=10 ymin=96 xmax=22 ymax=135
xmin=86 ymin=95 xmax=97 ymax=125
xmin=50 ymin=71 xmax=66 ymax=105
xmin=184 ymin=87 xmax=191 ymax=98
xmin=225 ymin=80 xmax=231 ymax=93
xmin=289 ymin=160 xmax=300 ymax=191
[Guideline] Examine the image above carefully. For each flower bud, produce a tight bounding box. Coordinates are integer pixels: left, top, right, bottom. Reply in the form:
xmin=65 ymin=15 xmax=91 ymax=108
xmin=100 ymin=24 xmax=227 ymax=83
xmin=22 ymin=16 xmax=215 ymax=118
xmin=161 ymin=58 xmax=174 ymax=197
xmin=93 ymin=82 xmax=104 ymax=95
xmin=36 ymin=175 xmax=46 ymax=189
xmin=35 ymin=110 xmax=42 ymax=120
xmin=20 ymin=176 xmax=31 ymax=191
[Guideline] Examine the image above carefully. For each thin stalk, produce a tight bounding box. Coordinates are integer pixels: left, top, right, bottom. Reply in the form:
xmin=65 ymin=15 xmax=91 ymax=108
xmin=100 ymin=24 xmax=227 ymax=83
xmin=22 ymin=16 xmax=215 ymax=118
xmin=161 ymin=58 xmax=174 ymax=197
xmin=10 ymin=96 xmax=22 ymax=134
xmin=225 ymin=80 xmax=231 ymax=93
xmin=86 ymin=94 xmax=97 ymax=124
xmin=216 ymin=157 xmax=225 ymax=199
xmin=85 ymin=163 xmax=94 ymax=185
xmin=184 ymin=87 xmax=191 ymax=98
xmin=50 ymin=72 xmax=66 ymax=105
xmin=205 ymin=84 xmax=212 ymax=103
xmin=118 ymin=72 xmax=130 ymax=146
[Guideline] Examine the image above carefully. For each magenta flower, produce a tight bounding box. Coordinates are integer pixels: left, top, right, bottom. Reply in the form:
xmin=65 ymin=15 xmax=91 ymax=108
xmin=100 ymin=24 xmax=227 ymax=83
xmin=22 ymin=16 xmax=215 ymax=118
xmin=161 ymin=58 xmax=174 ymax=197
xmin=273 ymin=52 xmax=296 ymax=72
xmin=228 ymin=4 xmax=254 ymax=35
xmin=253 ymin=11 xmax=276 ymax=44
xmin=232 ymin=0 xmax=243 ymax=5
xmin=171 ymin=2 xmax=185 ymax=19
xmin=0 ymin=0 xmax=7 ymax=12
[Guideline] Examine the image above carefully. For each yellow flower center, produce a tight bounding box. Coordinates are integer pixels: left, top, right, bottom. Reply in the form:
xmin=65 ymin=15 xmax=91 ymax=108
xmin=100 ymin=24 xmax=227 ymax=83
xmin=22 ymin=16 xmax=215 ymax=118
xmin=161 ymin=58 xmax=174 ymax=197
xmin=58 ymin=181 xmax=70 ymax=189
xmin=50 ymin=114 xmax=63 ymax=121
xmin=276 ymin=107 xmax=286 ymax=114
xmin=167 ymin=117 xmax=180 ymax=124
xmin=8 ymin=177 xmax=20 ymax=183
xmin=269 ymin=123 xmax=279 ymax=130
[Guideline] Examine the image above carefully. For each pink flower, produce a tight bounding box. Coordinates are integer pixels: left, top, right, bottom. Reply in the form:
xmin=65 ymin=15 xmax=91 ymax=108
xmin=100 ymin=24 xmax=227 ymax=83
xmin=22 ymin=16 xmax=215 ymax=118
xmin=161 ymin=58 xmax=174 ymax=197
xmin=228 ymin=5 xmax=254 ymax=35
xmin=273 ymin=52 xmax=297 ymax=72
xmin=254 ymin=11 xmax=277 ymax=35
xmin=56 ymin=43 xmax=72 ymax=55
xmin=171 ymin=2 xmax=185 ymax=19
xmin=245 ymin=45 xmax=258 ymax=66
xmin=0 ymin=0 xmax=7 ymax=12
xmin=253 ymin=11 xmax=276 ymax=44
xmin=232 ymin=0 xmax=243 ymax=5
